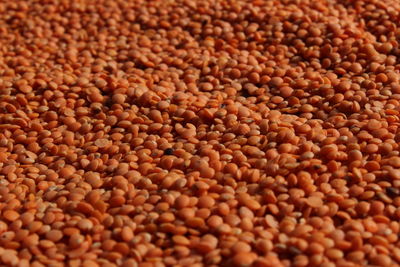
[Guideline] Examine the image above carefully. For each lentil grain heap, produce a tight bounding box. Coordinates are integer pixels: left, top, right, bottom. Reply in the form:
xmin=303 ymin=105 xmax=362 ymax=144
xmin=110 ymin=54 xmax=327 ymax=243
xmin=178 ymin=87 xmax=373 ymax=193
xmin=1 ymin=0 xmax=400 ymax=266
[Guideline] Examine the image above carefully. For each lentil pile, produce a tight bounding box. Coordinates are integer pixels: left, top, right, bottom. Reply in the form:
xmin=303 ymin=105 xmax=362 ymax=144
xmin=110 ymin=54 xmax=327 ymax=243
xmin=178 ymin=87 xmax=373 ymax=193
xmin=2 ymin=0 xmax=400 ymax=266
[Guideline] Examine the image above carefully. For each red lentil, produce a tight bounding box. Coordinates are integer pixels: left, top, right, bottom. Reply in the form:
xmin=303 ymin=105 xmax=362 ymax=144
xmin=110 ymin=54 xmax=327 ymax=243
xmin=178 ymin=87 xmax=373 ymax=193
xmin=0 ymin=0 xmax=400 ymax=266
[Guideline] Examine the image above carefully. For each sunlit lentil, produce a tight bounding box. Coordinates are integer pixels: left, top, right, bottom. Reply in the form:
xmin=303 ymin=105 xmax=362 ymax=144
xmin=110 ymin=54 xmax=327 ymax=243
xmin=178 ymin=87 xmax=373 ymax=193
xmin=1 ymin=0 xmax=400 ymax=266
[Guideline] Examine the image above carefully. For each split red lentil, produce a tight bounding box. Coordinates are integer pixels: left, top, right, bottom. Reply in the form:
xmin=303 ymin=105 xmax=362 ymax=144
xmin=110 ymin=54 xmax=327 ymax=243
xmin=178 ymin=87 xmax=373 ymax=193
xmin=1 ymin=0 xmax=400 ymax=266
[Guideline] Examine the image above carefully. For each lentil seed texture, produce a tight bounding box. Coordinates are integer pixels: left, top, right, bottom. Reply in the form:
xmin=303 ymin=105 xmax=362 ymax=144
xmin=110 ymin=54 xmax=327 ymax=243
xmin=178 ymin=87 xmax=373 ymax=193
xmin=1 ymin=0 xmax=400 ymax=266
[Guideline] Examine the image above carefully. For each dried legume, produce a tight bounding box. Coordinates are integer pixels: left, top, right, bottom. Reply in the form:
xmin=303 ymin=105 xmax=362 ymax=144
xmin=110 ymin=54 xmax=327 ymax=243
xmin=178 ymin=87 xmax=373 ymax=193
xmin=1 ymin=0 xmax=400 ymax=266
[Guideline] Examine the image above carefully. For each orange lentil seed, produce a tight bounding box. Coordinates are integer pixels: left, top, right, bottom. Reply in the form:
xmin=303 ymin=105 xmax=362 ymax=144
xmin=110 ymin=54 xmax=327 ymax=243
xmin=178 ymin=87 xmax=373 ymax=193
xmin=0 ymin=0 xmax=399 ymax=266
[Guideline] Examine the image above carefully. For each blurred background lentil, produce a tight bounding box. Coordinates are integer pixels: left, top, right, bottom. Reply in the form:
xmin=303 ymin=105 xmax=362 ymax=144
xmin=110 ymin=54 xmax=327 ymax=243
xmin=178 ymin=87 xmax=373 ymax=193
xmin=1 ymin=0 xmax=400 ymax=266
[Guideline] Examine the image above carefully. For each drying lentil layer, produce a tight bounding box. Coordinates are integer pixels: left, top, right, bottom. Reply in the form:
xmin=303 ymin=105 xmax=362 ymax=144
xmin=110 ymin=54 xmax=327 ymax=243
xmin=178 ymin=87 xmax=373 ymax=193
xmin=1 ymin=0 xmax=400 ymax=266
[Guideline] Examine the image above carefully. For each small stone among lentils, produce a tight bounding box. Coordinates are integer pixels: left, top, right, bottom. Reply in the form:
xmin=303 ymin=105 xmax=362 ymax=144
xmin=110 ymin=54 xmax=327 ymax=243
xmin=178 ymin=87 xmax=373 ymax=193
xmin=1 ymin=0 xmax=400 ymax=266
